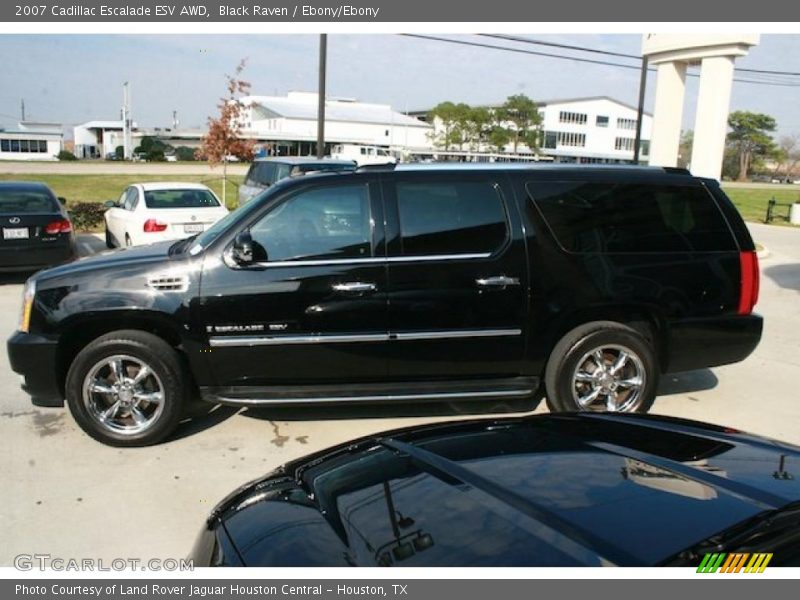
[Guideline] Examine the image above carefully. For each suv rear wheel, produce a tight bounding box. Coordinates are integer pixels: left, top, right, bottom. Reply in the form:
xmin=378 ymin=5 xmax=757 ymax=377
xmin=545 ymin=321 xmax=658 ymax=413
xmin=65 ymin=330 xmax=187 ymax=446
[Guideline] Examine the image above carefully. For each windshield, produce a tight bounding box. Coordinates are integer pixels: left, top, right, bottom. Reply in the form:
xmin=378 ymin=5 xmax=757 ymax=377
xmin=144 ymin=189 xmax=220 ymax=209
xmin=0 ymin=190 xmax=59 ymax=214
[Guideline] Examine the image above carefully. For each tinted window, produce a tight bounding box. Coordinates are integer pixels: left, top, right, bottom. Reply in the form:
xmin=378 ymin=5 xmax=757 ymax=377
xmin=0 ymin=189 xmax=59 ymax=214
xmin=144 ymin=189 xmax=220 ymax=209
xmin=395 ymin=181 xmax=508 ymax=256
xmin=249 ymin=184 xmax=371 ymax=262
xmin=528 ymin=181 xmax=736 ymax=253
xmin=245 ymin=162 xmax=275 ymax=186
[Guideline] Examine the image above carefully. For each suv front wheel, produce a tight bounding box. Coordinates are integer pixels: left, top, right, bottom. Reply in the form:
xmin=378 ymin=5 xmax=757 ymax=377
xmin=545 ymin=321 xmax=658 ymax=413
xmin=65 ymin=330 xmax=187 ymax=446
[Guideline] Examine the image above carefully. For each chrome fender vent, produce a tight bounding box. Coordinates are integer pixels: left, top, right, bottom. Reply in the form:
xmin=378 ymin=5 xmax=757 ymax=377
xmin=146 ymin=274 xmax=189 ymax=292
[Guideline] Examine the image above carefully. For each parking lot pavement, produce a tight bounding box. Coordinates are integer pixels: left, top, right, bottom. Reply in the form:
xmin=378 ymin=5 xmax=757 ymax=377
xmin=1 ymin=223 xmax=799 ymax=565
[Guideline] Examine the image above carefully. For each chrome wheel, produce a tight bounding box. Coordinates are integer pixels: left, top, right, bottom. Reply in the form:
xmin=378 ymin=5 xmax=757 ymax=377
xmin=571 ymin=344 xmax=645 ymax=412
xmin=82 ymin=354 xmax=165 ymax=435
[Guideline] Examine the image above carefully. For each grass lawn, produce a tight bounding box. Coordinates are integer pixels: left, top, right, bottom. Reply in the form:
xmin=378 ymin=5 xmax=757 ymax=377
xmin=722 ymin=186 xmax=800 ymax=225
xmin=0 ymin=173 xmax=246 ymax=209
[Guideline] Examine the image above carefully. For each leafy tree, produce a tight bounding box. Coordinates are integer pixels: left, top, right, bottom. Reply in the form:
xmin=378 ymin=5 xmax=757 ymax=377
xmin=497 ymin=94 xmax=542 ymax=153
xmin=771 ymin=134 xmax=800 ymax=179
xmin=133 ymin=136 xmax=172 ymax=162
xmin=429 ymin=101 xmax=471 ymax=151
xmin=198 ymin=59 xmax=256 ymax=203
xmin=727 ymin=111 xmax=778 ymax=182
xmin=174 ymin=146 xmax=197 ymax=161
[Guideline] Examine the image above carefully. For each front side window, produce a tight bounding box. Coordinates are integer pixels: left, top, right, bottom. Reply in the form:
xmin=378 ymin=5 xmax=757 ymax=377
xmin=395 ymin=180 xmax=508 ymax=256
xmin=249 ymin=184 xmax=372 ymax=262
xmin=527 ymin=181 xmax=737 ymax=253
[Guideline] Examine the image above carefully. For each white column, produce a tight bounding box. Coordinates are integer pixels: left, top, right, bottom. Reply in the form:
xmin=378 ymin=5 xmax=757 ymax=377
xmin=648 ymin=61 xmax=687 ymax=168
xmin=691 ymin=55 xmax=735 ymax=180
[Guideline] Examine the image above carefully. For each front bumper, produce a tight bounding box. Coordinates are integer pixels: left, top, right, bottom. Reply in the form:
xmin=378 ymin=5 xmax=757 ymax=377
xmin=7 ymin=331 xmax=63 ymax=407
xmin=665 ymin=314 xmax=763 ymax=373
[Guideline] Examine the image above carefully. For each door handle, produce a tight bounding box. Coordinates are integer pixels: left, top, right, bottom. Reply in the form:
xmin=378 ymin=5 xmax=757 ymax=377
xmin=475 ymin=275 xmax=520 ymax=288
xmin=332 ymin=281 xmax=378 ymax=294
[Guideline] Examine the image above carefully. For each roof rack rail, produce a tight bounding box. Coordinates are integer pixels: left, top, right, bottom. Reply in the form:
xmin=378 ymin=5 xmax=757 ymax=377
xmin=662 ymin=167 xmax=691 ymax=175
xmin=355 ymin=162 xmax=398 ymax=172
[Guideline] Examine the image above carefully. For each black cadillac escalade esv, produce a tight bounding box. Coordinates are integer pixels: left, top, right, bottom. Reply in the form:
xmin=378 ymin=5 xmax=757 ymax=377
xmin=7 ymin=165 xmax=763 ymax=446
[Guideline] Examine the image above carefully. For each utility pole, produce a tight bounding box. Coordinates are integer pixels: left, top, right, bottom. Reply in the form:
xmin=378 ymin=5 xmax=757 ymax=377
xmin=633 ymin=56 xmax=648 ymax=164
xmin=122 ymin=82 xmax=132 ymax=160
xmin=20 ymin=99 xmax=25 ymax=121
xmin=316 ymin=34 xmax=327 ymax=159
xmin=172 ymin=110 xmax=179 ymax=130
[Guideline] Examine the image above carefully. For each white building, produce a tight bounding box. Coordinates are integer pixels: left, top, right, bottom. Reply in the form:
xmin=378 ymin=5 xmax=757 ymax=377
xmin=411 ymin=96 xmax=653 ymax=164
xmin=238 ymin=92 xmax=433 ymax=156
xmin=73 ymin=120 xmax=133 ymax=159
xmin=0 ymin=121 xmax=63 ymax=161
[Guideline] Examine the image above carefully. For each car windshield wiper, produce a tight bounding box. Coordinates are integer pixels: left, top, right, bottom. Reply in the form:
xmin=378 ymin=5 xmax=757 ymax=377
xmin=665 ymin=500 xmax=800 ymax=566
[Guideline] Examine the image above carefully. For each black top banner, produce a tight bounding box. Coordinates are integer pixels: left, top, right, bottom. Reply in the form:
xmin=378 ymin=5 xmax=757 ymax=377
xmin=2 ymin=0 xmax=799 ymax=22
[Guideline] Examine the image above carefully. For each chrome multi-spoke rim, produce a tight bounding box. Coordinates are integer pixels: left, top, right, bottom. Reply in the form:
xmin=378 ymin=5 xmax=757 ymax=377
xmin=571 ymin=344 xmax=645 ymax=412
xmin=82 ymin=354 xmax=164 ymax=435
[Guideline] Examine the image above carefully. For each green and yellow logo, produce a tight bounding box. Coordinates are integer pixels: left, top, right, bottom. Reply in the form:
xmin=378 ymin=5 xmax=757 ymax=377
xmin=697 ymin=552 xmax=773 ymax=573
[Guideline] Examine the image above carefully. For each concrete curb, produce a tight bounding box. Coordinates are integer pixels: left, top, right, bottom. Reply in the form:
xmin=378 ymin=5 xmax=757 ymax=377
xmin=756 ymin=244 xmax=770 ymax=260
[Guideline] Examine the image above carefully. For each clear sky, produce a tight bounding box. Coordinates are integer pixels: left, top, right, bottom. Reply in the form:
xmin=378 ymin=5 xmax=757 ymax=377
xmin=0 ymin=34 xmax=798 ymax=139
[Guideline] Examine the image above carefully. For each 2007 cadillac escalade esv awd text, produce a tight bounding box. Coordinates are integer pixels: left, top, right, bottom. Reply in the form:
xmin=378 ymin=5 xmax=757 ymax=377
xmin=7 ymin=165 xmax=763 ymax=446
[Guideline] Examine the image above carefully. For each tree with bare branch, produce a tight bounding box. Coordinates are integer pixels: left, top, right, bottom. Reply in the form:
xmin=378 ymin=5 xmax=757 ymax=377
xmin=197 ymin=59 xmax=256 ymax=206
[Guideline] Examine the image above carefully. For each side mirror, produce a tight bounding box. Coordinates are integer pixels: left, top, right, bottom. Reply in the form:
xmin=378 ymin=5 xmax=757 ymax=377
xmin=104 ymin=200 xmax=117 ymax=209
xmin=57 ymin=196 xmax=67 ymax=206
xmin=231 ymin=230 xmax=255 ymax=265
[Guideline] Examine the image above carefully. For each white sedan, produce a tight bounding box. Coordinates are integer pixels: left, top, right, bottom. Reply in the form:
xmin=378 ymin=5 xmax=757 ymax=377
xmin=104 ymin=182 xmax=229 ymax=248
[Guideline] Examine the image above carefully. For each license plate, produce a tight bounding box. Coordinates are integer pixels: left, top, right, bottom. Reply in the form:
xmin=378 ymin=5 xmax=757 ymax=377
xmin=3 ymin=228 xmax=29 ymax=240
xmin=183 ymin=224 xmax=204 ymax=234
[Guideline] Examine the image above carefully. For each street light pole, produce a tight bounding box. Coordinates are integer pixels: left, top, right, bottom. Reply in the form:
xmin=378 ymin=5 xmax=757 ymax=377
xmin=633 ymin=56 xmax=648 ymax=164
xmin=317 ymin=34 xmax=327 ymax=159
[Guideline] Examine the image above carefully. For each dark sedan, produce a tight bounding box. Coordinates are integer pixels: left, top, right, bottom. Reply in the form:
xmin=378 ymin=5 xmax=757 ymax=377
xmin=0 ymin=181 xmax=76 ymax=272
xmin=190 ymin=413 xmax=800 ymax=567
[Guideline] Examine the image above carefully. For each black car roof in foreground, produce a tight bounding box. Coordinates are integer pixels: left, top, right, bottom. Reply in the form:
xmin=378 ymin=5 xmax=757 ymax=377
xmin=207 ymin=413 xmax=800 ymax=567
xmin=0 ymin=181 xmax=53 ymax=192
xmin=355 ymin=163 xmax=692 ymax=175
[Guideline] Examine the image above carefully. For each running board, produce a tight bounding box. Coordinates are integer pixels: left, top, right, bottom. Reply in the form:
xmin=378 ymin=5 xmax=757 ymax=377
xmin=201 ymin=377 xmax=539 ymax=407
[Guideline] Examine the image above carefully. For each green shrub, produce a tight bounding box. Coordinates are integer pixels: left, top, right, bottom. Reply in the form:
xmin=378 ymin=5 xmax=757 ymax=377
xmin=57 ymin=150 xmax=78 ymax=161
xmin=68 ymin=202 xmax=106 ymax=232
xmin=175 ymin=146 xmax=196 ymax=161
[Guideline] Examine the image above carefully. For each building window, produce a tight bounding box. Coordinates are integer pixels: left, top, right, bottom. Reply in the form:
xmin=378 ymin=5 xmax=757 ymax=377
xmin=0 ymin=138 xmax=49 ymax=153
xmin=542 ymin=131 xmax=558 ymax=149
xmin=615 ymin=137 xmax=636 ymax=151
xmin=641 ymin=140 xmax=650 ymax=157
xmin=617 ymin=118 xmax=637 ymax=130
xmin=596 ymin=115 xmax=609 ymax=127
xmin=559 ymin=111 xmax=588 ymax=125
xmin=556 ymin=131 xmax=586 ymax=147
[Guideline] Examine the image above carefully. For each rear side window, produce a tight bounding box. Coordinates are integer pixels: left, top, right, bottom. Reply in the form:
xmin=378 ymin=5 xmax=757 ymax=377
xmin=527 ymin=181 xmax=736 ymax=253
xmin=395 ymin=181 xmax=508 ymax=256
xmin=245 ymin=162 xmax=278 ymax=187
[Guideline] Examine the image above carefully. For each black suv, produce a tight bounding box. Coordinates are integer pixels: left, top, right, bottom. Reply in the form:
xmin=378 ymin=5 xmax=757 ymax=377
xmin=7 ymin=165 xmax=762 ymax=446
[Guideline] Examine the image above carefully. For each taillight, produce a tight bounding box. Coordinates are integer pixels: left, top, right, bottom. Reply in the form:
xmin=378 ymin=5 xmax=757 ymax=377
xmin=738 ymin=251 xmax=760 ymax=315
xmin=44 ymin=219 xmax=72 ymax=235
xmin=143 ymin=219 xmax=168 ymax=233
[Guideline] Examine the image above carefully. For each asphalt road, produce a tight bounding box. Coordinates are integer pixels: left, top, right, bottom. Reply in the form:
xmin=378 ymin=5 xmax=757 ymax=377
xmin=1 ymin=223 xmax=799 ymax=566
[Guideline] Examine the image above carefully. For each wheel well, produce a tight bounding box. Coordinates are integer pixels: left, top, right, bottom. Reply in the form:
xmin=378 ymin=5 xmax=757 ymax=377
xmin=55 ymin=316 xmax=185 ymax=397
xmin=542 ymin=307 xmax=667 ymax=373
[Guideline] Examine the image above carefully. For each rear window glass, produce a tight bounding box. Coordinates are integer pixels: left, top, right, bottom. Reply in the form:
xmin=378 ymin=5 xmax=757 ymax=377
xmin=396 ymin=181 xmax=508 ymax=256
xmin=143 ymin=189 xmax=220 ymax=209
xmin=527 ymin=181 xmax=736 ymax=253
xmin=0 ymin=190 xmax=59 ymax=214
xmin=293 ymin=162 xmax=354 ymax=175
xmin=245 ymin=162 xmax=292 ymax=187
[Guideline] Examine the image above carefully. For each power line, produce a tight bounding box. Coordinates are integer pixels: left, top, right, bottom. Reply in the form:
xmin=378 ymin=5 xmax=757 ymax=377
xmin=400 ymin=34 xmax=800 ymax=87
xmin=478 ymin=33 xmax=800 ymax=78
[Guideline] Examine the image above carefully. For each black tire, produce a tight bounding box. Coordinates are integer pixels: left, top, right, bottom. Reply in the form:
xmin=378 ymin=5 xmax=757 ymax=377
xmin=65 ymin=330 xmax=187 ymax=447
xmin=105 ymin=226 xmax=115 ymax=249
xmin=544 ymin=321 xmax=658 ymax=414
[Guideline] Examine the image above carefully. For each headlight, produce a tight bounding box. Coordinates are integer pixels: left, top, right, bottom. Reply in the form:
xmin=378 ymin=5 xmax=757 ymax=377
xmin=19 ymin=278 xmax=36 ymax=333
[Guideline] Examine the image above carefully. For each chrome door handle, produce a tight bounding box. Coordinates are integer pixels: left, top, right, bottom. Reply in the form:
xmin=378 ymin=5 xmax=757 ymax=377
xmin=332 ymin=281 xmax=377 ymax=294
xmin=475 ymin=275 xmax=520 ymax=288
